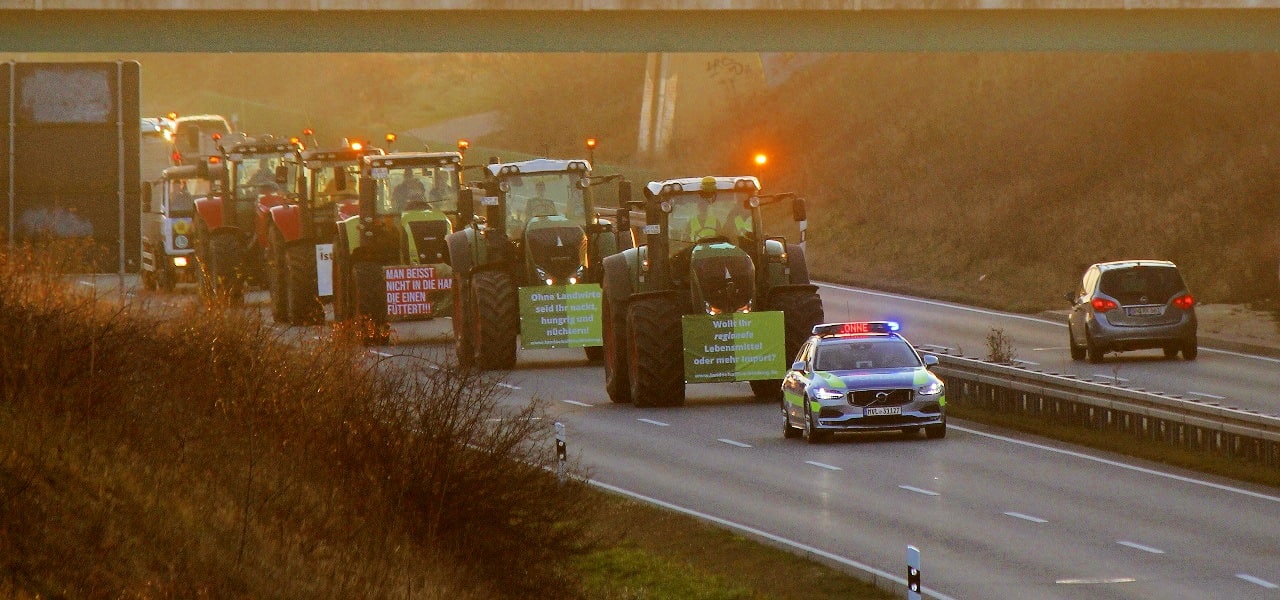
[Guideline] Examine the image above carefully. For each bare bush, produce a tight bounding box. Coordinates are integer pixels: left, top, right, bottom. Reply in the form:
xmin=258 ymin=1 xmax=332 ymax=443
xmin=0 ymin=243 xmax=596 ymax=599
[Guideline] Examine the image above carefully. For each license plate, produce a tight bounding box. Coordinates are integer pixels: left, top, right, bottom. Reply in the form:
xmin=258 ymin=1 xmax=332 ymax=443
xmin=864 ymin=406 xmax=902 ymax=417
xmin=1127 ymin=306 xmax=1164 ymax=316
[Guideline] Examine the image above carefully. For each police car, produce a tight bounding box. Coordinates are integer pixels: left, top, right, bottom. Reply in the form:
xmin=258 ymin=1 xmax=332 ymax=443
xmin=781 ymin=322 xmax=946 ymax=443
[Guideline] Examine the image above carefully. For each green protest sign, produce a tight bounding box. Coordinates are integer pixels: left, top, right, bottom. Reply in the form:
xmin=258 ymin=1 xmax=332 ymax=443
xmin=518 ymin=284 xmax=603 ymax=349
xmin=683 ymin=312 xmax=786 ymax=383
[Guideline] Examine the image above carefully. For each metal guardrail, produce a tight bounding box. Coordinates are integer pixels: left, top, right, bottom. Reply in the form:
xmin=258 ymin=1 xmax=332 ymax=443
xmin=922 ymin=351 xmax=1280 ymax=468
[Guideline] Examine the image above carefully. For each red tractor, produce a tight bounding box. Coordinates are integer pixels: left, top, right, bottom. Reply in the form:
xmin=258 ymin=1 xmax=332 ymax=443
xmin=263 ymin=140 xmax=382 ymax=325
xmin=191 ymin=135 xmax=301 ymax=305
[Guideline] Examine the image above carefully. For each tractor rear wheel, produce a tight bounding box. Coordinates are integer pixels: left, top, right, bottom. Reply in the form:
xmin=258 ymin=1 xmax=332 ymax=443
xmin=268 ymin=227 xmax=289 ymax=323
xmin=626 ymin=296 xmax=685 ymax=407
xmin=472 ymin=270 xmax=518 ymax=370
xmin=208 ymin=231 xmax=245 ymax=306
xmin=285 ymin=241 xmax=323 ymax=325
xmin=753 ymin=287 xmax=824 ymax=402
xmin=602 ymin=256 xmax=632 ymax=403
xmin=352 ymin=261 xmax=389 ymax=345
xmin=453 ymin=275 xmax=475 ymax=368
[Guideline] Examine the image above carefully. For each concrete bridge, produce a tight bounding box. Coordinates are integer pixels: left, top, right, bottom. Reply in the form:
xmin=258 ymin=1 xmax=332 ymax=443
xmin=2 ymin=1 xmax=1280 ymax=52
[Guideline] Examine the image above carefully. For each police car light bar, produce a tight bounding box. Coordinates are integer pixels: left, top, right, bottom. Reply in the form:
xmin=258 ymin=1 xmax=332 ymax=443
xmin=812 ymin=321 xmax=900 ymax=336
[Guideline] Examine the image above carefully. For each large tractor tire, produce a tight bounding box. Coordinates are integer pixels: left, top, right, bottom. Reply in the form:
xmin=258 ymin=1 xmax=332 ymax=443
xmin=268 ymin=227 xmax=289 ymax=323
xmin=157 ymin=261 xmax=176 ymax=293
xmin=453 ymin=275 xmax=475 ymax=368
xmin=626 ymin=296 xmax=685 ymax=408
xmin=208 ymin=231 xmax=245 ymax=306
xmin=193 ymin=217 xmax=215 ymax=304
xmin=602 ymin=255 xmax=632 ymax=403
xmin=751 ymin=287 xmax=825 ymax=402
xmin=352 ymin=261 xmax=389 ymax=345
xmin=285 ymin=241 xmax=323 ymax=325
xmin=471 ymin=269 xmax=519 ymax=370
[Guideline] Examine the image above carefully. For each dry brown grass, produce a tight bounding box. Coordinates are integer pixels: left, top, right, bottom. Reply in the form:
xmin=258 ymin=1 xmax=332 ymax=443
xmin=0 ymin=241 xmax=598 ymax=599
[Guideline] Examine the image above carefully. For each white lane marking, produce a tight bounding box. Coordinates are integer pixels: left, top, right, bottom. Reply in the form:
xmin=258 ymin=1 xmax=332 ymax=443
xmin=78 ymin=280 xmax=95 ymax=288
xmin=1117 ymin=540 xmax=1165 ymax=554
xmin=562 ymin=400 xmax=593 ymax=408
xmin=805 ymin=460 xmax=842 ymax=471
xmin=589 ymin=479 xmax=960 ymax=600
xmin=496 ymin=382 xmax=521 ymax=390
xmin=1236 ymin=573 xmax=1279 ymax=589
xmin=899 ymin=485 xmax=940 ymax=496
xmin=953 ymin=424 xmax=1280 ymax=503
xmin=1032 ymin=347 xmax=1067 ymax=352
xmin=718 ymin=438 xmax=752 ymax=448
xmin=426 ymin=363 xmax=441 ymax=370
xmin=1056 ymin=577 xmax=1136 ymax=584
xmin=372 ymin=351 xmax=393 ymax=357
xmin=816 ymin=281 xmax=1280 ymax=364
xmin=1188 ymin=391 xmax=1226 ymax=400
xmin=1004 ymin=511 xmax=1048 ymax=523
xmin=637 ymin=418 xmax=670 ymax=427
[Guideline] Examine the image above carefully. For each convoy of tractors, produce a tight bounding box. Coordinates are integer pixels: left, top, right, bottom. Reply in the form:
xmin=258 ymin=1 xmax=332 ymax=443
xmin=142 ymin=115 xmax=825 ymax=405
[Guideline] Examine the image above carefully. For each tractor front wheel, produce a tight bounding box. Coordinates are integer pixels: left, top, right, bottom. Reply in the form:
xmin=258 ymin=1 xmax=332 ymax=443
xmin=471 ymin=270 xmax=518 ymax=370
xmin=626 ymin=296 xmax=684 ymax=408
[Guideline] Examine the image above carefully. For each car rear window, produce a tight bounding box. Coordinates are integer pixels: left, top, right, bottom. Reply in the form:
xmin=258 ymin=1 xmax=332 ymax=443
xmin=1098 ymin=266 xmax=1186 ymax=305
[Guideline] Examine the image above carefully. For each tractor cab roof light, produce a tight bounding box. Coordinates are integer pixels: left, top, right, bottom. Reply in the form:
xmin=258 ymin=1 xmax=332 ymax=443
xmin=811 ymin=321 xmax=900 ymax=336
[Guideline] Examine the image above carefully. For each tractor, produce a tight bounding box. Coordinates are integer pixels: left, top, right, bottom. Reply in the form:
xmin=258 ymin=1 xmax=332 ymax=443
xmin=332 ymin=151 xmax=465 ymax=343
xmin=446 ymin=158 xmax=631 ymax=369
xmin=600 ymin=175 xmax=824 ymax=407
xmin=264 ymin=141 xmax=382 ymax=325
xmin=139 ymin=161 xmax=215 ymax=292
xmin=191 ymin=136 xmax=301 ymax=305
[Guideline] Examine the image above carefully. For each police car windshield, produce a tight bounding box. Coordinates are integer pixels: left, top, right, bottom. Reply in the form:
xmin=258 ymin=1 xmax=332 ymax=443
xmin=814 ymin=338 xmax=920 ymax=371
xmin=666 ymin=191 xmax=753 ymax=254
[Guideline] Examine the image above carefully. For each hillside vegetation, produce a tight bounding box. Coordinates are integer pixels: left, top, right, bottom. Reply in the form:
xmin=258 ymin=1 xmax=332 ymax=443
xmin=136 ymin=52 xmax=1280 ymax=310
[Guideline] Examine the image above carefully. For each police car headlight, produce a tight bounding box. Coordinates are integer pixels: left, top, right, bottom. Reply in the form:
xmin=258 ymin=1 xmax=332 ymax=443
xmin=812 ymin=387 xmax=845 ymax=401
xmin=917 ymin=381 xmax=944 ymax=396
xmin=174 ymin=235 xmax=189 ymax=249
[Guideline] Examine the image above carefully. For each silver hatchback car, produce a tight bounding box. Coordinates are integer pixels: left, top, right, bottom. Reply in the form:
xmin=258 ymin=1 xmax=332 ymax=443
xmin=1066 ymin=260 xmax=1197 ymax=363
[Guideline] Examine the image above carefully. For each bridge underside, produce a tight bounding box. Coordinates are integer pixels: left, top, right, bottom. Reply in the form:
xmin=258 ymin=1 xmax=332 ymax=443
xmin=2 ymin=9 xmax=1280 ymax=53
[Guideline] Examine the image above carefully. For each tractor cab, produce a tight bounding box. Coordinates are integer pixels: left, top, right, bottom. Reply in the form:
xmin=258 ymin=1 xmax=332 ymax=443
xmin=139 ymin=161 xmax=216 ymax=291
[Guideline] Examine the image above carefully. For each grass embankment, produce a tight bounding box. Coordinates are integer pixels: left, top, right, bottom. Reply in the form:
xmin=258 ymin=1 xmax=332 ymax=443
xmin=0 ymin=244 xmax=891 ymax=599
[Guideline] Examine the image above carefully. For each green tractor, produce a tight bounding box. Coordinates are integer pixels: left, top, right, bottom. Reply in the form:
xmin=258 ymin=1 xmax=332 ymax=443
xmin=600 ymin=175 xmax=824 ymax=407
xmin=332 ymin=151 xmax=464 ymax=343
xmin=446 ymin=158 xmax=631 ymax=369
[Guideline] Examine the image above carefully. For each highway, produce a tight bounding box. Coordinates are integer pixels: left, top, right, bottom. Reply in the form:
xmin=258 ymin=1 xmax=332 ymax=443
xmin=376 ymin=281 xmax=1280 ymax=600
xmin=90 ymin=274 xmax=1280 ymax=599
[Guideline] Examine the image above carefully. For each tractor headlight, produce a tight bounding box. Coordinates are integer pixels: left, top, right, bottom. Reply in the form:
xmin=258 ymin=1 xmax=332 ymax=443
xmin=812 ymin=387 xmax=845 ymax=401
xmin=173 ymin=256 xmax=188 ymax=267
xmin=704 ymin=301 xmax=750 ymax=315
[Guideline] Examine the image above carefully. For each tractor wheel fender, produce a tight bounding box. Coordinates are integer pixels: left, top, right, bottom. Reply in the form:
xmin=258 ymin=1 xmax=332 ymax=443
xmin=269 ymin=204 xmax=304 ymax=243
xmin=446 ymin=230 xmax=476 ymax=278
xmin=784 ymin=243 xmax=811 ymax=285
xmin=193 ymin=197 xmax=224 ymax=230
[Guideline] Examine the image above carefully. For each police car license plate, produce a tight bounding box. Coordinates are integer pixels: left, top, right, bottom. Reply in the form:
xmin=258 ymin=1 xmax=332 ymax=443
xmin=1127 ymin=306 xmax=1164 ymax=316
xmin=864 ymin=406 xmax=902 ymax=416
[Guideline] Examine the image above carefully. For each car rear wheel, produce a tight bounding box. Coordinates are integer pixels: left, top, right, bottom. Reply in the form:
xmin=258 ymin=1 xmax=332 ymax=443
xmin=1085 ymin=334 xmax=1105 ymax=364
xmin=1069 ymin=330 xmax=1086 ymax=361
xmin=782 ymin=403 xmax=801 ymax=439
xmin=1182 ymin=340 xmax=1198 ymax=360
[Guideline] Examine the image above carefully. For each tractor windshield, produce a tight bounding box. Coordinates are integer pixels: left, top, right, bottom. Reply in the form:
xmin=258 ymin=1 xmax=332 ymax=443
xmin=166 ymin=178 xmax=209 ymax=216
xmin=234 ymin=154 xmax=287 ymax=200
xmin=313 ymin=164 xmax=360 ymax=206
xmin=379 ymin=164 xmax=460 ymax=215
xmin=502 ymin=171 xmax=586 ymax=237
xmin=665 ymin=190 xmax=754 ymax=256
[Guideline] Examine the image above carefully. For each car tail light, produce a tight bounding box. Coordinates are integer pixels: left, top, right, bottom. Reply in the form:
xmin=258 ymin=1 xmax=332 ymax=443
xmin=1172 ymin=294 xmax=1195 ymax=310
xmin=1091 ymin=298 xmax=1118 ymax=312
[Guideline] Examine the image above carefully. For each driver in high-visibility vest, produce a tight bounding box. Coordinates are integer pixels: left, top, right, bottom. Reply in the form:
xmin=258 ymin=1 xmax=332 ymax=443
xmin=688 ymin=176 xmax=752 ymax=243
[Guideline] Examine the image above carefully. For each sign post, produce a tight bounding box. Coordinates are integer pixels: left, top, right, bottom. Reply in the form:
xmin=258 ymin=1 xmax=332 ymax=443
xmin=907 ymin=545 xmax=922 ymax=600
xmin=554 ymin=421 xmax=567 ymax=484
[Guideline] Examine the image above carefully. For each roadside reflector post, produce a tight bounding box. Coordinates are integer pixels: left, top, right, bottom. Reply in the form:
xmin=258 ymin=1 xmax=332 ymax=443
xmin=907 ymin=545 xmax=922 ymax=600
xmin=555 ymin=421 xmax=567 ymax=484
